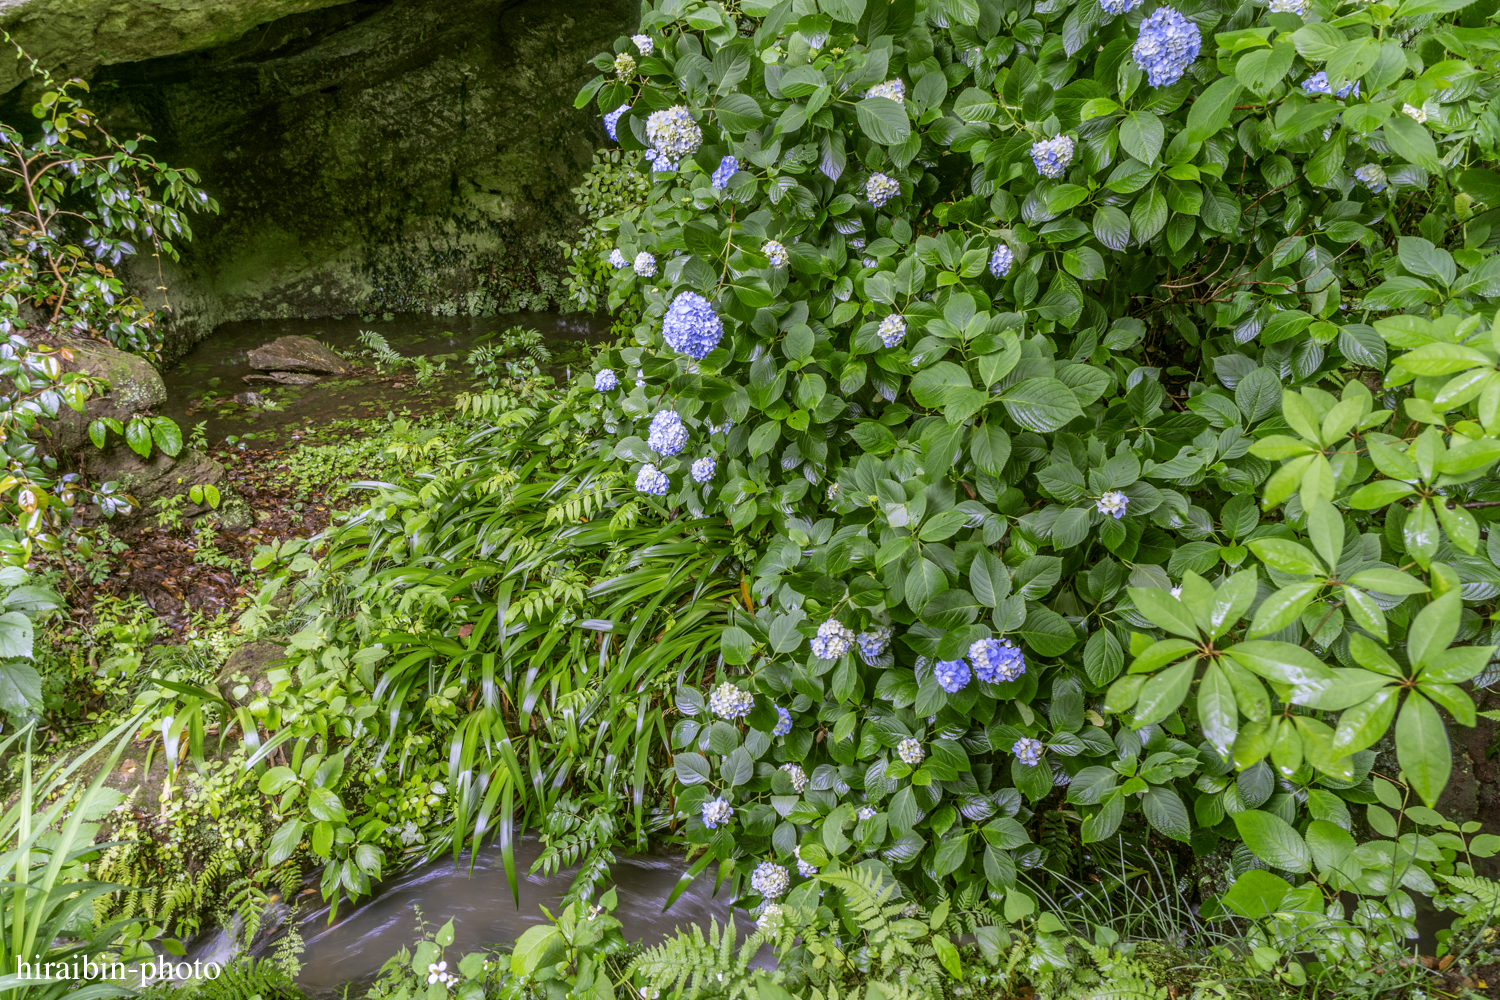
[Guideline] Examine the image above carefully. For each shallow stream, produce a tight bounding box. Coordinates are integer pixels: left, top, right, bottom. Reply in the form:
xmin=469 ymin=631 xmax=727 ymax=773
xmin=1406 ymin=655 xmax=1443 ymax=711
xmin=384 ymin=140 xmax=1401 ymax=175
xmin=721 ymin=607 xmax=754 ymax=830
xmin=159 ymin=312 xmax=608 ymax=445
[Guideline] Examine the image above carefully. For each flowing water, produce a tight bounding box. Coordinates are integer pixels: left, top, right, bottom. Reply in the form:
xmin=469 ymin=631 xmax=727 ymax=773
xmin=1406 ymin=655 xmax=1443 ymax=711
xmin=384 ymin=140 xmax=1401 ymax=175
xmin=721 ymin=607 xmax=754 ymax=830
xmin=159 ymin=312 xmax=609 ymax=445
xmin=258 ymin=840 xmax=749 ymax=998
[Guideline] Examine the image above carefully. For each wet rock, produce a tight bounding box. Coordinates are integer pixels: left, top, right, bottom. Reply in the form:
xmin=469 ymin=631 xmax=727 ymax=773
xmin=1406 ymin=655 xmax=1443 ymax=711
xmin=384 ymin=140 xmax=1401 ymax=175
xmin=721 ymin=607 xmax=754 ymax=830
xmin=246 ymin=336 xmax=347 ymax=374
xmin=234 ymin=391 xmax=268 ymax=407
xmin=215 ymin=639 xmax=290 ymax=705
xmin=85 ymin=446 xmax=228 ymax=522
xmin=45 ymin=335 xmax=167 ymax=454
xmin=243 ymin=371 xmax=320 ymax=385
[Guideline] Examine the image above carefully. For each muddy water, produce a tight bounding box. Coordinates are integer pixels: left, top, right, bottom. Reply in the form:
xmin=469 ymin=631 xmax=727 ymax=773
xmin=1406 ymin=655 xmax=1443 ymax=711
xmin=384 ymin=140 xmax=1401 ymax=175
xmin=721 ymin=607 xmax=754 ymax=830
xmin=279 ymin=840 xmax=749 ymax=997
xmin=160 ymin=312 xmax=609 ymax=445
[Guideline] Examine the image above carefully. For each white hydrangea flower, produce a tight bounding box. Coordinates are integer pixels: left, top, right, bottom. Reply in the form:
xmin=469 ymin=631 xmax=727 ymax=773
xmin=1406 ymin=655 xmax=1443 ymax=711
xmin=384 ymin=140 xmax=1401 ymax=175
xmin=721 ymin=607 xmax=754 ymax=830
xmin=781 ymin=762 xmax=808 ymax=792
xmin=857 ymin=805 xmax=877 ymax=821
xmin=810 ymin=619 xmax=855 ymax=659
xmin=865 ymin=79 xmax=906 ymax=102
xmin=866 ymin=172 xmax=900 ymax=208
xmin=709 ymin=681 xmax=755 ymax=719
xmin=614 ymin=52 xmax=636 ymax=77
xmin=751 ymin=861 xmax=790 ymax=899
xmin=633 ymin=251 xmax=657 ymax=277
xmin=1096 ymin=490 xmax=1129 ymax=519
xmin=897 ymin=738 xmax=924 ymax=765
xmin=646 ymin=106 xmax=702 ymax=165
xmin=757 ymin=902 xmax=784 ymax=932
xmin=762 ymin=240 xmax=789 ymax=267
xmin=878 ymin=314 xmax=906 ymax=348
xmin=702 ymin=796 xmax=733 ymax=829
xmin=1403 ymin=103 xmax=1428 ymax=123
xmin=632 ymin=33 xmax=654 ymax=55
xmin=608 ymin=248 xmax=628 ymax=268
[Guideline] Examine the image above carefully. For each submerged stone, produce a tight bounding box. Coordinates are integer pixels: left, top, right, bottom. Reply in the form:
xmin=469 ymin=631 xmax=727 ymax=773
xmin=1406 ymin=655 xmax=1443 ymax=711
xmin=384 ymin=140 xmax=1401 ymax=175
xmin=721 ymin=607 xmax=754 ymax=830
xmin=246 ymin=336 xmax=347 ymax=374
xmin=243 ymin=371 xmax=322 ymax=385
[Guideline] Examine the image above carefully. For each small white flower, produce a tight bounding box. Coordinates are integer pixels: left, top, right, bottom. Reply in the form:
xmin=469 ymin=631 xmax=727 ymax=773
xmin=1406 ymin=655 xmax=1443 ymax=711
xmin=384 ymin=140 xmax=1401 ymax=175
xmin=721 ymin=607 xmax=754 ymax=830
xmin=1170 ymin=586 xmax=1183 ymax=598
xmin=1096 ymin=490 xmax=1129 ymax=519
xmin=1403 ymin=102 xmax=1428 ymax=123
xmin=858 ymin=805 xmax=877 ymax=821
xmin=780 ymin=762 xmax=809 ymax=792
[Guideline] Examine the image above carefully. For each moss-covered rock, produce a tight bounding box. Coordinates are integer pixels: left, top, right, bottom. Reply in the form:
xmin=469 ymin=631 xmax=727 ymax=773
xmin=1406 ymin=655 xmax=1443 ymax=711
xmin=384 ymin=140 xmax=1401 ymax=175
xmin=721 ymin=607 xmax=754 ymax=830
xmin=5 ymin=0 xmax=636 ymax=358
xmin=45 ymin=336 xmax=167 ymax=454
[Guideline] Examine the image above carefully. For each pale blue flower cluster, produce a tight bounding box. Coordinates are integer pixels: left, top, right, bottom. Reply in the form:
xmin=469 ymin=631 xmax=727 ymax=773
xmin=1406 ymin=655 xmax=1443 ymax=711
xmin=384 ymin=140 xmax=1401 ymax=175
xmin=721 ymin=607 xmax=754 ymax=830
xmin=1268 ymin=0 xmax=1307 ymax=13
xmin=772 ymin=706 xmax=793 ymax=736
xmin=1097 ymin=490 xmax=1129 ymax=519
xmin=878 ymin=315 xmax=906 ymax=348
xmin=648 ymin=410 xmax=688 ymax=456
xmin=662 ymin=291 xmax=724 ymax=359
xmin=1030 ymin=135 xmax=1074 ymax=179
xmin=712 ymin=155 xmax=738 ymax=190
xmin=646 ymin=106 xmax=702 ymax=165
xmin=709 ymin=680 xmax=755 ymax=719
xmin=934 ymin=659 xmax=971 ymax=693
xmin=604 ymin=104 xmax=629 ymax=141
xmin=594 ymin=369 xmax=618 ymax=391
xmin=1012 ymin=737 xmax=1045 ymax=767
xmin=781 ymin=762 xmax=808 ymax=791
xmin=751 ymin=862 xmax=789 ymax=899
xmin=702 ymin=796 xmax=733 ymax=829
xmin=636 ymin=464 xmax=669 ymax=495
xmin=633 ymin=251 xmax=657 ymax=277
xmin=691 ymin=456 xmax=716 ymax=482
xmin=643 ymin=149 xmax=678 ymax=173
xmin=1356 ymin=163 xmax=1387 ymax=193
xmin=857 ymin=626 xmax=892 ymax=664
xmin=857 ymin=805 xmax=877 ymax=821
xmin=969 ymin=637 xmax=1026 ymax=683
xmin=763 ymin=240 xmax=789 ymax=267
xmin=866 ymin=172 xmax=900 ymax=208
xmin=897 ymin=738 xmax=925 ymax=765
xmin=795 ymin=846 xmax=818 ymax=877
xmin=608 ymin=248 xmax=627 ymax=268
xmin=1301 ymin=72 xmax=1359 ymax=98
xmin=865 ymin=79 xmax=906 ymax=102
xmin=1132 ymin=7 xmax=1200 ymax=87
xmin=811 ymin=619 xmax=855 ymax=659
xmin=1101 ymin=0 xmax=1143 ymax=15
xmin=990 ymin=244 xmax=1014 ymax=277
xmin=758 ymin=905 xmax=783 ymax=932
xmin=631 ymin=33 xmax=653 ymax=54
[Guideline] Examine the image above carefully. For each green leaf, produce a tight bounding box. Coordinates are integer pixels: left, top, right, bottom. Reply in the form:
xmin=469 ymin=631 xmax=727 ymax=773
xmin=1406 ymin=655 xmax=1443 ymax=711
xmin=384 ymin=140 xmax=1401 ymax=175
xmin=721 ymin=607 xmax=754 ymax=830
xmin=0 ymin=611 xmax=33 ymax=660
xmin=1408 ymin=590 xmax=1460 ymax=669
xmin=125 ymin=417 xmax=153 ymax=458
xmin=265 ymin=818 xmax=305 ymax=866
xmin=1220 ymin=870 xmax=1292 ymax=918
xmin=1131 ymin=660 xmax=1195 ymax=726
xmin=1120 ymin=111 xmax=1165 ymax=165
xmin=1232 ymin=809 xmax=1312 ymax=872
xmin=1142 ymin=785 xmax=1191 ymax=841
xmin=1198 ymin=663 xmax=1239 ymax=755
xmin=1247 ymin=538 xmax=1323 ymax=575
xmin=1127 ymin=586 xmax=1200 ymax=638
xmin=1247 ymin=581 xmax=1321 ymax=638
xmin=1185 ymin=77 xmax=1243 ymax=141
xmin=999 ymin=378 xmax=1084 ymax=432
xmin=819 ymin=0 xmax=867 ymax=21
xmin=1083 ymin=628 xmax=1124 ymax=686
xmin=151 ymin=418 xmax=184 ymax=457
xmin=1396 ymin=691 xmax=1451 ymax=808
xmin=1226 ymin=640 xmax=1336 ymax=685
xmin=307 ymin=785 xmax=348 ymax=823
xmin=1017 ymin=605 xmax=1077 ymax=656
xmin=511 ymin=925 xmax=565 ymax=976
xmin=1235 ymin=40 xmax=1296 ymax=96
xmin=856 ymin=97 xmax=911 ymax=146
xmin=1348 ymin=480 xmax=1417 ymax=508
xmin=87 ymin=419 xmax=107 ymax=449
xmin=1384 ymin=112 xmax=1442 ymax=172
xmin=0 ymin=661 xmax=41 ymax=716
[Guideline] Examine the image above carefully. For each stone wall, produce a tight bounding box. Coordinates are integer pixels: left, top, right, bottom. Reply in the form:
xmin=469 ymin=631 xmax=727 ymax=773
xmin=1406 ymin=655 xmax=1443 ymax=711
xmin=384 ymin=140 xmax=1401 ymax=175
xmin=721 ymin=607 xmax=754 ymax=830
xmin=1 ymin=0 xmax=633 ymax=357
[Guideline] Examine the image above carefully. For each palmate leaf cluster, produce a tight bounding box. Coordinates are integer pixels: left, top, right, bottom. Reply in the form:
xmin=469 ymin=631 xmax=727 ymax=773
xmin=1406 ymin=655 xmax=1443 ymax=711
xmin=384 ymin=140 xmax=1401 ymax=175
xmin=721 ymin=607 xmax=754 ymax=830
xmin=575 ymin=0 xmax=1500 ymax=915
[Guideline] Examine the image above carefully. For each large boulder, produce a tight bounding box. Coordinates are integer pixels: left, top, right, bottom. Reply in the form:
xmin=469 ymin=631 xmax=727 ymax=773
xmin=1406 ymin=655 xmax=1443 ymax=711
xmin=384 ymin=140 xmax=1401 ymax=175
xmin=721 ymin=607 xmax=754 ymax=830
xmin=45 ymin=336 xmax=167 ymax=454
xmin=216 ymin=640 xmax=291 ymax=705
xmin=83 ymin=445 xmax=228 ymax=521
xmin=0 ymin=0 xmax=638 ymax=359
xmin=246 ymin=336 xmax=347 ymax=374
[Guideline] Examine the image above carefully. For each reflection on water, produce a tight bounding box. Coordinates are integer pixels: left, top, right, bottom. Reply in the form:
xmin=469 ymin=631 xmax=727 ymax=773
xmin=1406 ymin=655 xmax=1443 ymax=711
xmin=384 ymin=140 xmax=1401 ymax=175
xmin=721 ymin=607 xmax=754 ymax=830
xmin=159 ymin=312 xmax=610 ymax=444
xmin=282 ymin=840 xmax=749 ymax=997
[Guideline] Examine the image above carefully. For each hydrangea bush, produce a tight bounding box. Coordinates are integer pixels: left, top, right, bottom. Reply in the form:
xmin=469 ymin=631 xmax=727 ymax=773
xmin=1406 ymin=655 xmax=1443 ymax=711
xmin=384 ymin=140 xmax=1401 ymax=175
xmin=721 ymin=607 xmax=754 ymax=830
xmin=575 ymin=0 xmax=1500 ymax=915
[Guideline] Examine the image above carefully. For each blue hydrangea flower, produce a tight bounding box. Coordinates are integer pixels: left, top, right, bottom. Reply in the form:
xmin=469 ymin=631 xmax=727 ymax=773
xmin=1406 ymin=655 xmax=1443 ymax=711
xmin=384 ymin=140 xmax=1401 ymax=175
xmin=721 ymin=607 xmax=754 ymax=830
xmin=691 ymin=456 xmax=716 ymax=482
xmin=934 ymin=659 xmax=971 ymax=693
xmin=866 ymin=172 xmax=900 ymax=208
xmin=631 ymin=33 xmax=653 ymax=55
xmin=1031 ymin=135 xmax=1075 ymax=179
xmin=647 ymin=410 xmax=688 ymax=456
xmin=608 ymin=248 xmax=628 ymax=268
xmin=662 ymin=291 xmax=724 ymax=360
xmin=772 ymin=706 xmax=793 ymax=736
xmin=636 ymin=464 xmax=669 ymax=495
xmin=633 ymin=251 xmax=657 ymax=277
xmin=762 ymin=240 xmax=789 ymax=267
xmin=594 ymin=369 xmax=618 ymax=391
xmin=1012 ymin=737 xmax=1045 ymax=767
xmin=969 ymin=637 xmax=1026 ymax=683
xmin=1101 ymin=0 xmax=1143 ymax=15
xmin=646 ymin=106 xmax=702 ymax=165
xmin=604 ymin=105 xmax=629 ymax=141
xmin=751 ymin=862 xmax=789 ymax=899
xmin=1301 ymin=71 xmax=1358 ymax=99
xmin=857 ymin=805 xmax=877 ymax=821
xmin=865 ymin=79 xmax=906 ymax=102
xmin=878 ymin=315 xmax=906 ymax=348
xmin=702 ymin=796 xmax=733 ymax=829
xmin=1356 ymin=163 xmax=1387 ymax=193
xmin=857 ymin=626 xmax=892 ymax=664
xmin=990 ymin=244 xmax=1014 ymax=278
xmin=1132 ymin=7 xmax=1200 ymax=87
xmin=709 ymin=681 xmax=755 ymax=719
xmin=1097 ymin=490 xmax=1129 ymax=519
xmin=711 ymin=155 xmax=738 ymax=190
xmin=1268 ymin=0 xmax=1307 ymax=13
xmin=795 ymin=846 xmax=818 ymax=877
